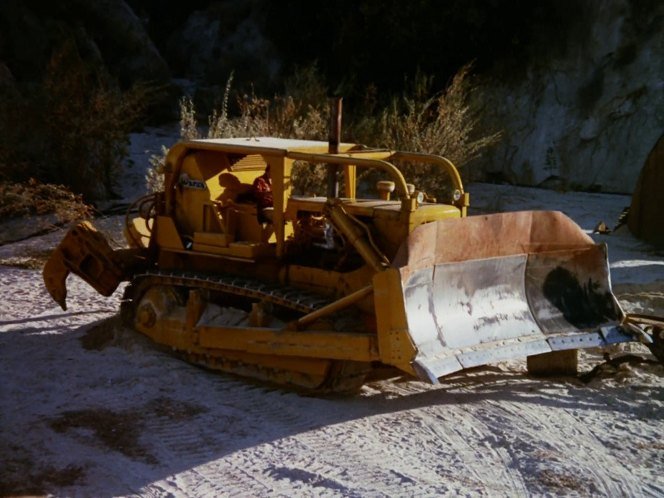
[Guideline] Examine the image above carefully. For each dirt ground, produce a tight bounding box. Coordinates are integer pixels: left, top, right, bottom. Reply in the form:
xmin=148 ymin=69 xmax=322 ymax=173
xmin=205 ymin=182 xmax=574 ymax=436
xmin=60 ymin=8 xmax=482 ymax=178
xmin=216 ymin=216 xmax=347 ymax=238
xmin=1 ymin=178 xmax=662 ymax=496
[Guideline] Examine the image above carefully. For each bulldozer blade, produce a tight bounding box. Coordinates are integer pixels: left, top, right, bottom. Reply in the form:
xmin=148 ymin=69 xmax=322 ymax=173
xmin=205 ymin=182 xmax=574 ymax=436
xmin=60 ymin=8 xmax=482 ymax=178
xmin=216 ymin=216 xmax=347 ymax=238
xmin=43 ymin=222 xmax=126 ymax=311
xmin=391 ymin=211 xmax=632 ymax=382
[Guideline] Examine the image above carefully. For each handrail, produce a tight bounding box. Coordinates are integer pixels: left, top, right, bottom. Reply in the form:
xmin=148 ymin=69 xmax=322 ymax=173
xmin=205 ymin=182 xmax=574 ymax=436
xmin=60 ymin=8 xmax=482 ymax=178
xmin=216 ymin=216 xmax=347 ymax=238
xmin=287 ymin=151 xmax=411 ymax=200
xmin=391 ymin=151 xmax=464 ymax=194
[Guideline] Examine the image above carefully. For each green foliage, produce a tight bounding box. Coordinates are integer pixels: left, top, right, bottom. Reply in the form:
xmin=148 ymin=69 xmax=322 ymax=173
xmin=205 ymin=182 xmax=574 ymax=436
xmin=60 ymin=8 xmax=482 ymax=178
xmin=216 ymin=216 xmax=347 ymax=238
xmin=0 ymin=40 xmax=156 ymax=201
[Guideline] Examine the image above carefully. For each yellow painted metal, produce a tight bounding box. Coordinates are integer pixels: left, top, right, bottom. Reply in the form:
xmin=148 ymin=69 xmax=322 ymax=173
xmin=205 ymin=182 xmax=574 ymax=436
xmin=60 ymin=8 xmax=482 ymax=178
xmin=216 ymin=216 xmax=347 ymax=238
xmin=223 ymin=204 xmax=265 ymax=244
xmin=325 ymin=200 xmax=389 ymax=272
xmin=392 ymin=152 xmax=464 ymax=197
xmin=161 ymin=142 xmax=302 ymax=260
xmin=266 ymin=155 xmax=289 ymax=258
xmin=197 ymin=326 xmax=379 ymax=361
xmin=407 ymin=203 xmax=461 ymax=228
xmin=138 ymin=316 xmax=334 ymax=380
xmin=193 ymin=231 xmax=232 ymax=249
xmin=284 ymin=264 xmax=376 ymax=311
xmin=336 ymin=150 xmax=394 ymax=160
xmin=284 ymin=265 xmax=341 ymax=297
xmin=201 ymin=349 xmax=332 ymax=378
xmin=134 ymin=284 xmax=378 ymax=362
xmin=155 ymin=216 xmax=184 ymax=250
xmin=181 ymin=137 xmax=357 ymax=157
xmin=43 ymin=136 xmax=483 ymax=389
xmin=287 ymin=151 xmax=412 ymax=203
xmin=459 ymin=192 xmax=470 ymax=217
xmin=43 ymin=221 xmax=126 ymax=310
xmin=343 ymin=164 xmax=356 ymax=198
xmin=372 ymin=269 xmax=417 ymax=374
xmin=292 ymin=285 xmax=374 ymax=330
xmin=191 ymin=240 xmax=271 ymax=259
xmin=125 ymin=217 xmax=151 ymax=249
xmin=134 ymin=286 xmax=191 ymax=349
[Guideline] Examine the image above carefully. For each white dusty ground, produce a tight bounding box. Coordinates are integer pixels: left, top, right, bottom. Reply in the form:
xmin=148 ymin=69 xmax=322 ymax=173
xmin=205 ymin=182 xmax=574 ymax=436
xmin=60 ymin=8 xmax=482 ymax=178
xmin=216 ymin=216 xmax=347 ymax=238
xmin=1 ymin=131 xmax=663 ymax=496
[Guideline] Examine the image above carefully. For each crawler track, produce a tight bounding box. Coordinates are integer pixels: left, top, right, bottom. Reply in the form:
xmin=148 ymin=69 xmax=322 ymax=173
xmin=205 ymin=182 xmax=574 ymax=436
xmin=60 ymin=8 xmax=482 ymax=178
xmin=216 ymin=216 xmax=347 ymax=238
xmin=122 ymin=270 xmax=370 ymax=394
xmin=126 ymin=269 xmax=332 ymax=313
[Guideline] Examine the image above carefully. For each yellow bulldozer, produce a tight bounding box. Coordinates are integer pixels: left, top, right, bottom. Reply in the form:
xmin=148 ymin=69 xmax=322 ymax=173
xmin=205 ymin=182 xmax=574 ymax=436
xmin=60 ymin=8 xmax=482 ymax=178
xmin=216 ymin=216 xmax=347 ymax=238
xmin=43 ymin=127 xmax=663 ymax=392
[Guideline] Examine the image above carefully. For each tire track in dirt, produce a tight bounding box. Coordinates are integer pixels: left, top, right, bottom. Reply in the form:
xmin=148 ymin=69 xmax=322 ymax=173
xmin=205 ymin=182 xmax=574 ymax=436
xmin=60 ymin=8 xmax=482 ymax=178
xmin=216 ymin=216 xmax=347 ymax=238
xmin=205 ymin=389 xmax=365 ymax=496
xmin=361 ymin=379 xmax=528 ymax=495
xmin=173 ymin=462 xmax=276 ymax=498
xmin=255 ymin=436 xmax=380 ymax=497
xmin=3 ymin=264 xmax=662 ymax=496
xmin=215 ymin=377 xmax=528 ymax=496
xmin=475 ymin=385 xmax=647 ymax=496
xmin=135 ymin=367 xmax=342 ymax=496
xmin=139 ymin=386 xmax=341 ymax=497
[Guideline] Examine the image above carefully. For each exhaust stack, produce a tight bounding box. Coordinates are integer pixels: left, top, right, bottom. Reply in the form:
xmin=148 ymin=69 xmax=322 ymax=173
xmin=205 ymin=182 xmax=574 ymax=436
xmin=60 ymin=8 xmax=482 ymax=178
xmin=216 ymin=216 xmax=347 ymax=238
xmin=327 ymin=96 xmax=342 ymax=198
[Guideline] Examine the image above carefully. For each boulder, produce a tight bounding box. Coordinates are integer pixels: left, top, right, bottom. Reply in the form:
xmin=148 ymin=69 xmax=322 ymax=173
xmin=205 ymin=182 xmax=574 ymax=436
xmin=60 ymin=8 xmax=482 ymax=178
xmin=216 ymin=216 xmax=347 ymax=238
xmin=628 ymin=135 xmax=664 ymax=247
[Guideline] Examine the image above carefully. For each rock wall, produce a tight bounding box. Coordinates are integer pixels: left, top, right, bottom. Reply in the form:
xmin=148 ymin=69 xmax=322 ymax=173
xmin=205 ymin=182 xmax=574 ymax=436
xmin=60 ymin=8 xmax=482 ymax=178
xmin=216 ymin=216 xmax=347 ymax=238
xmin=165 ymin=0 xmax=279 ymax=87
xmin=1 ymin=0 xmax=661 ymax=195
xmin=473 ymin=0 xmax=663 ymax=193
xmin=0 ymin=0 xmax=170 ymax=86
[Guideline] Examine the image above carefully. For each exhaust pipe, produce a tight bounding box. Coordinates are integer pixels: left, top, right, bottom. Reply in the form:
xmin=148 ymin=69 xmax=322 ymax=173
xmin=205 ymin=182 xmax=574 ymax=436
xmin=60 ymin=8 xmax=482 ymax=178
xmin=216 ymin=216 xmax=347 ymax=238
xmin=327 ymin=96 xmax=342 ymax=198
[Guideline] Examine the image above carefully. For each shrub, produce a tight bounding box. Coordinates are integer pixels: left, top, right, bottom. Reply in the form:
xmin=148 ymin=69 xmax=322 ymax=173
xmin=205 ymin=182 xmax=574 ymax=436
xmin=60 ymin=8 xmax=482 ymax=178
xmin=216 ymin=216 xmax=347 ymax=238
xmin=376 ymin=64 xmax=500 ymax=165
xmin=147 ymin=68 xmax=329 ymax=194
xmin=207 ymin=68 xmax=327 ymax=140
xmin=146 ymin=64 xmax=500 ymax=199
xmin=352 ymin=64 xmax=501 ymax=200
xmin=0 ymin=39 xmax=157 ymax=201
xmin=0 ymin=179 xmax=92 ymax=223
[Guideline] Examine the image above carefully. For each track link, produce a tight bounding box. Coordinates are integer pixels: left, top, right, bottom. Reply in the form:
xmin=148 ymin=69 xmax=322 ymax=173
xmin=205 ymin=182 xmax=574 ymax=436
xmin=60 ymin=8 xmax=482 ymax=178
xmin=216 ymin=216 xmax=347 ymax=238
xmin=127 ymin=269 xmax=332 ymax=314
xmin=122 ymin=270 xmax=370 ymax=394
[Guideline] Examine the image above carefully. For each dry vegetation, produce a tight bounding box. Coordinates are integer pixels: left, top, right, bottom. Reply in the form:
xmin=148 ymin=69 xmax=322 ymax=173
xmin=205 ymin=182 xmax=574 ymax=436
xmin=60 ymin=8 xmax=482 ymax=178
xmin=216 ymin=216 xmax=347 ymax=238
xmin=0 ymin=39 xmax=158 ymax=221
xmin=370 ymin=65 xmax=501 ymax=198
xmin=0 ymin=180 xmax=92 ymax=222
xmin=0 ymin=46 xmax=499 ymax=224
xmin=148 ymin=64 xmax=500 ymax=199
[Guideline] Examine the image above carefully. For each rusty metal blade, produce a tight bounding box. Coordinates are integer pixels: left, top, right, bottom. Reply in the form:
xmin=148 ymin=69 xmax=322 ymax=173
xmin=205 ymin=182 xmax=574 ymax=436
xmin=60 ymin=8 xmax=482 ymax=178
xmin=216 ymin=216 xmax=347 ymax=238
xmin=394 ymin=212 xmax=631 ymax=382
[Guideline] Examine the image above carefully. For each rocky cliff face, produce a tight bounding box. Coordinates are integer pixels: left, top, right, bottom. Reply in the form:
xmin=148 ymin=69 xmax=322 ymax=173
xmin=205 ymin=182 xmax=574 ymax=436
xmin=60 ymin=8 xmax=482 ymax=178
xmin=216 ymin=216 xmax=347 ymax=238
xmin=1 ymin=0 xmax=661 ymax=194
xmin=473 ymin=0 xmax=663 ymax=193
xmin=164 ymin=0 xmax=279 ymax=88
xmin=0 ymin=0 xmax=170 ymax=87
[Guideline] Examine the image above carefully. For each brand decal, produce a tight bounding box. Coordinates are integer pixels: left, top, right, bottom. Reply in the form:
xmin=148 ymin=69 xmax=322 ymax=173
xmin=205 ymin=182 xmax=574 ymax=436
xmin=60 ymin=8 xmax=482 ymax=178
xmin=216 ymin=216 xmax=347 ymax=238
xmin=179 ymin=174 xmax=206 ymax=190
